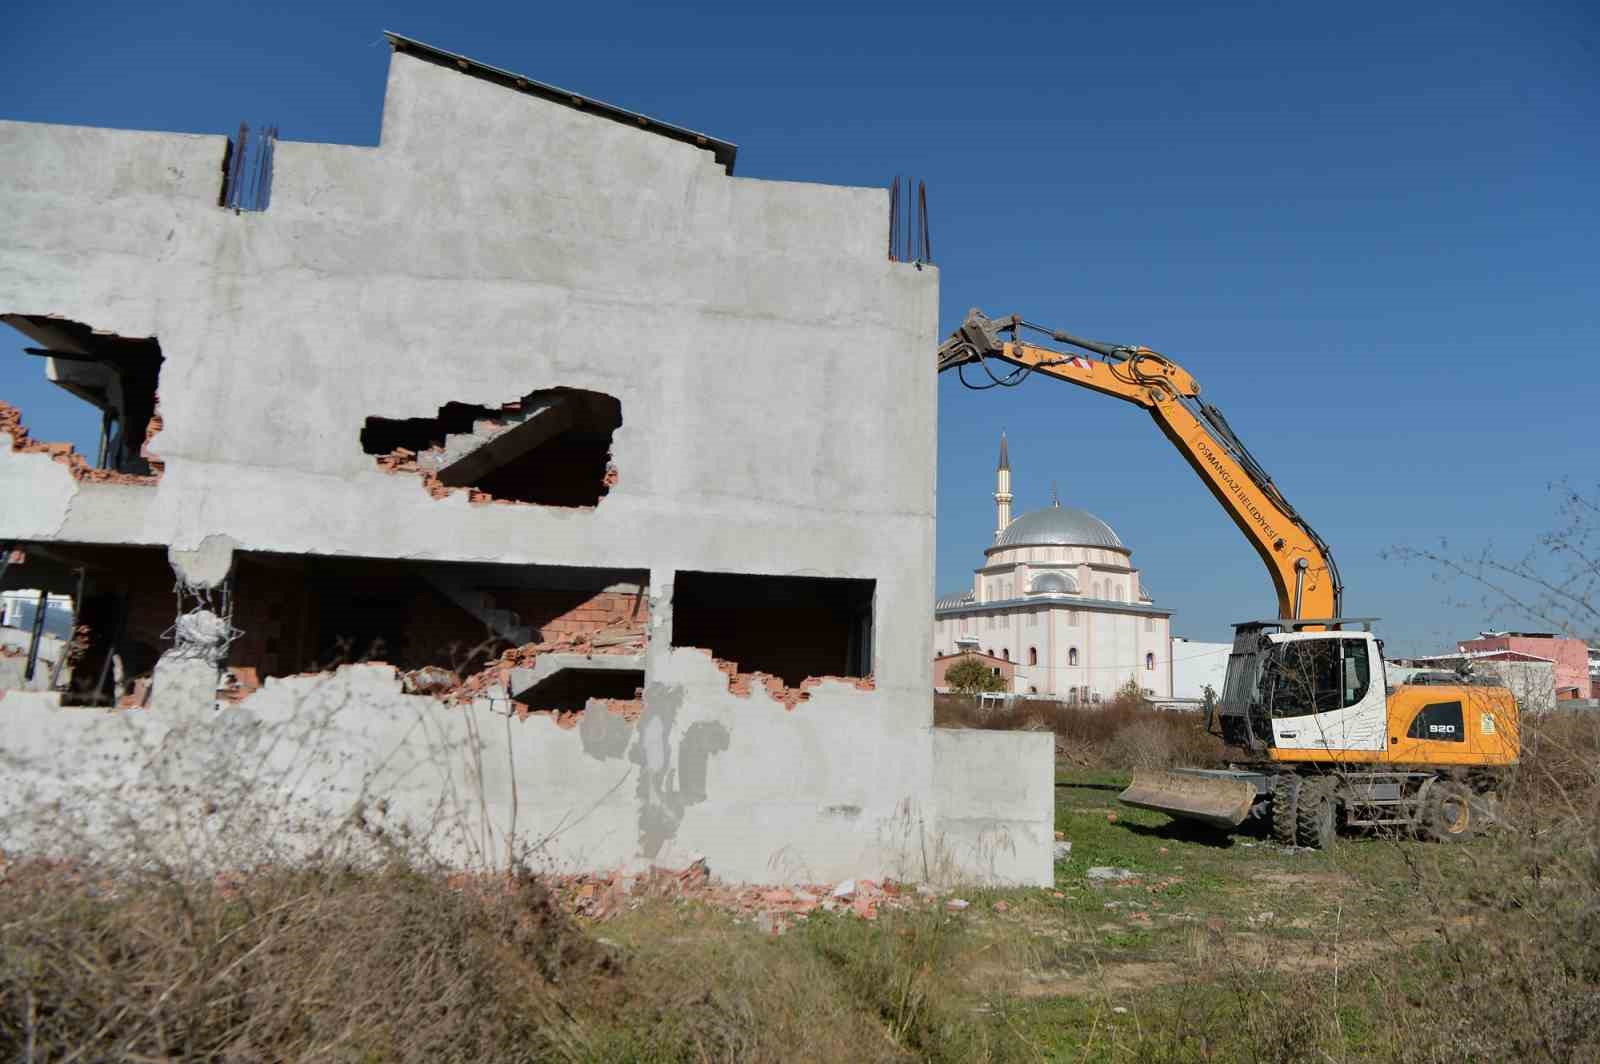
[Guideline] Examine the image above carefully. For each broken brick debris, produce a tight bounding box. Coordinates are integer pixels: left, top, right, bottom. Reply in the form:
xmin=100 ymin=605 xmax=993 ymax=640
xmin=695 ymin=650 xmax=875 ymax=709
xmin=545 ymin=860 xmax=948 ymax=934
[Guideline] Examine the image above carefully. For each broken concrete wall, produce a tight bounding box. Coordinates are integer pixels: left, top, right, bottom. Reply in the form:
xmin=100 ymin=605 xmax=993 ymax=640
xmin=0 ymin=41 xmax=1052 ymax=884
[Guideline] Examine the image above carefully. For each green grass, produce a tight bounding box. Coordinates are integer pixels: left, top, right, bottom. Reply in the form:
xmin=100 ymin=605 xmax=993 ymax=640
xmin=907 ymin=766 xmax=1517 ymax=1060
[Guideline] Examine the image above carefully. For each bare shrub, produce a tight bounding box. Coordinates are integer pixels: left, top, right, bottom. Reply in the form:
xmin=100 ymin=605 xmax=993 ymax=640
xmin=935 ymin=692 xmax=1222 ymax=769
xmin=1102 ymin=718 xmax=1179 ymax=769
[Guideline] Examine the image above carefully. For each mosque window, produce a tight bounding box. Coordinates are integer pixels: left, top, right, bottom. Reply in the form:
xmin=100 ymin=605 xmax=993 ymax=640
xmin=1069 ymin=647 xmax=1079 ymax=666
xmin=1002 ymin=648 xmax=1010 ymax=661
xmin=1028 ymin=647 xmax=1038 ymax=665
xmin=1145 ymin=652 xmax=1155 ymax=671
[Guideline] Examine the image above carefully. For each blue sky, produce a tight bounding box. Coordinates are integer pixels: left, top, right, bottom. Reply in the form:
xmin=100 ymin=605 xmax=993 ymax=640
xmin=4 ymin=1 xmax=1595 ymax=653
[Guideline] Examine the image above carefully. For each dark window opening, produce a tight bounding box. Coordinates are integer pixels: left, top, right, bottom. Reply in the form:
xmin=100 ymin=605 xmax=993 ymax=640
xmin=2 ymin=314 xmax=164 ymax=478
xmin=228 ymin=554 xmax=648 ymax=691
xmin=362 ymin=387 xmax=621 ymax=507
xmin=1406 ymin=700 xmax=1465 ymax=742
xmin=0 ymin=543 xmax=173 ymax=706
xmin=0 ymin=545 xmax=652 ymax=710
xmin=1028 ymin=647 xmax=1038 ymax=666
xmin=512 ymin=666 xmax=645 ymax=712
xmin=671 ymin=570 xmax=873 ymax=686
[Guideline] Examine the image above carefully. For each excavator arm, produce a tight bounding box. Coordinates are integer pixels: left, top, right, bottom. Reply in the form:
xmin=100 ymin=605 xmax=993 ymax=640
xmin=937 ymin=309 xmax=1342 ymax=623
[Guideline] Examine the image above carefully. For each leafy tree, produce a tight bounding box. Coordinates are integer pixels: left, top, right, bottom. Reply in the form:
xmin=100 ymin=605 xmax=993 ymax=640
xmin=945 ymin=655 xmax=1008 ymax=695
xmin=1113 ymin=678 xmax=1147 ymax=707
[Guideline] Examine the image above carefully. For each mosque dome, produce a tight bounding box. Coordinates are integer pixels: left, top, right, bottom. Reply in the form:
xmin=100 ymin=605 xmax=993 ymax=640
xmin=991 ymin=505 xmax=1124 ymax=551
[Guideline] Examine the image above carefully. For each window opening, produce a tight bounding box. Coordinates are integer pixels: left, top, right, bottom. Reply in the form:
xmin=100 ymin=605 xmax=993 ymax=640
xmin=671 ymin=570 xmax=873 ymax=686
xmin=2 ymin=315 xmax=164 ymax=480
xmin=512 ymin=665 xmax=645 ymax=721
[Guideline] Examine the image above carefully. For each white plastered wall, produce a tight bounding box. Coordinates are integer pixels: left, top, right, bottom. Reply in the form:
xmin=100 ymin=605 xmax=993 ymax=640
xmin=0 ymin=48 xmax=1052 ymax=885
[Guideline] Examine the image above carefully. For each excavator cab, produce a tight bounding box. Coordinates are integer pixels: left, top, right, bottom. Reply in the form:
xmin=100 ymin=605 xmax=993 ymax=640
xmin=1212 ymin=619 xmax=1387 ymax=754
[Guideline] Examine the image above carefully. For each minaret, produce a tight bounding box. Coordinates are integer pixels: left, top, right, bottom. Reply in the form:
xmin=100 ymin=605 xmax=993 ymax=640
xmin=994 ymin=432 xmax=1012 ymax=535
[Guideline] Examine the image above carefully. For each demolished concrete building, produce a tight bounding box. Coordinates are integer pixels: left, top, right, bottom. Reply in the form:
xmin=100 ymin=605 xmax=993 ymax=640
xmin=0 ymin=34 xmax=1052 ymax=884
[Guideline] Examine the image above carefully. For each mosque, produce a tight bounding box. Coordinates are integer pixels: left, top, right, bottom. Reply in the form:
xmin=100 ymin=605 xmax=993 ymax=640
xmin=933 ymin=434 xmax=1174 ymax=701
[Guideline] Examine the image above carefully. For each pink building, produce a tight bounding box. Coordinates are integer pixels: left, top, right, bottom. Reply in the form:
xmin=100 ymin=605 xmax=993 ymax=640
xmin=1458 ymin=632 xmax=1592 ymax=700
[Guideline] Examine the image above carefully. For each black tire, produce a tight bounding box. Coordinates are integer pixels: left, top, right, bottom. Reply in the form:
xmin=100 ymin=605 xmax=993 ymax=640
xmin=1295 ymin=777 xmax=1337 ymax=850
xmin=1270 ymin=773 xmax=1302 ymax=846
xmin=1421 ymin=781 xmax=1477 ymax=842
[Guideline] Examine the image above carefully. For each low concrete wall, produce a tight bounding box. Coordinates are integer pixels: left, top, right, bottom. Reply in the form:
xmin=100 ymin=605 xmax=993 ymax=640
xmin=1 ymin=654 xmax=1053 ymax=886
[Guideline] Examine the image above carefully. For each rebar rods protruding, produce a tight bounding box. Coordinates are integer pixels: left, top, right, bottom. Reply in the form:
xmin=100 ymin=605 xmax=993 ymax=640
xmin=888 ymin=176 xmax=932 ymax=264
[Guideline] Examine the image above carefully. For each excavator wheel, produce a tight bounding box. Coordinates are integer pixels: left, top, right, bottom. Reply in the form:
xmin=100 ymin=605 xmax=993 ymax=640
xmin=1270 ymin=773 xmax=1302 ymax=847
xmin=1421 ymin=781 xmax=1477 ymax=843
xmin=1295 ymin=777 xmax=1337 ymax=850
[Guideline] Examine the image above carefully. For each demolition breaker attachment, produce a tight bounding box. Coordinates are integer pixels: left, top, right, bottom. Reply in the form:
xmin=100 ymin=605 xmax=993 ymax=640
xmin=1118 ymin=769 xmax=1259 ymax=829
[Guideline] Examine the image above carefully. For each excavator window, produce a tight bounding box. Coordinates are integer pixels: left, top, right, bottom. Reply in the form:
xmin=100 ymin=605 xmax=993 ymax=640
xmin=1260 ymin=637 xmax=1372 ymax=719
xmin=1340 ymin=640 xmax=1371 ymax=708
xmin=1406 ymin=700 xmax=1465 ymax=742
xmin=1263 ymin=640 xmax=1342 ymax=718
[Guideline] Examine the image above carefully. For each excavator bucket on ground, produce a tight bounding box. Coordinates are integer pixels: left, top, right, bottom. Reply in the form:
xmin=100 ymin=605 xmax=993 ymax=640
xmin=1119 ymin=770 xmax=1258 ymax=829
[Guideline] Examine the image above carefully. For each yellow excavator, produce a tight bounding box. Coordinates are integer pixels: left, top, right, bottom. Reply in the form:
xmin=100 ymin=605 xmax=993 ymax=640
xmin=937 ymin=309 xmax=1519 ymax=847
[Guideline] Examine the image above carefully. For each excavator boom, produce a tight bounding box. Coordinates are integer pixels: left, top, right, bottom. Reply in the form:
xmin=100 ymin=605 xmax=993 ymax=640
xmin=938 ymin=309 xmax=1342 ymax=622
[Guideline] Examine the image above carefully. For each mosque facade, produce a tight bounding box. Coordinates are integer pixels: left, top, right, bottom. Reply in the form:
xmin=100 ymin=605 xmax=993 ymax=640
xmin=934 ymin=435 xmax=1174 ymax=701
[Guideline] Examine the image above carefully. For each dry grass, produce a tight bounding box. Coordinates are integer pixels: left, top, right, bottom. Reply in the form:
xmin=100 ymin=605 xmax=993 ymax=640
xmin=934 ymin=690 xmax=1223 ymax=770
xmin=0 ymin=856 xmax=1032 ymax=1064
xmin=0 ymin=860 xmax=607 ymax=1061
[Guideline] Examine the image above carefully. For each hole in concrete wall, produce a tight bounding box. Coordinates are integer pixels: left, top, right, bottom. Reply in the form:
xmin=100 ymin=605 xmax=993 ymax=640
xmin=0 ymin=315 xmax=164 ymax=481
xmin=0 ymin=543 xmax=174 ymax=706
xmin=512 ymin=666 xmax=645 ymax=715
xmin=226 ymin=555 xmax=647 ymax=703
xmin=671 ymin=570 xmax=874 ymax=687
xmin=0 ymin=545 xmax=652 ymax=711
xmin=361 ymin=388 xmax=621 ymax=507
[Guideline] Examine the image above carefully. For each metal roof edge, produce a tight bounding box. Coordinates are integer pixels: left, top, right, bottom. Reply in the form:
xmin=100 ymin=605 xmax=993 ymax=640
xmin=383 ymin=31 xmax=738 ymax=174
